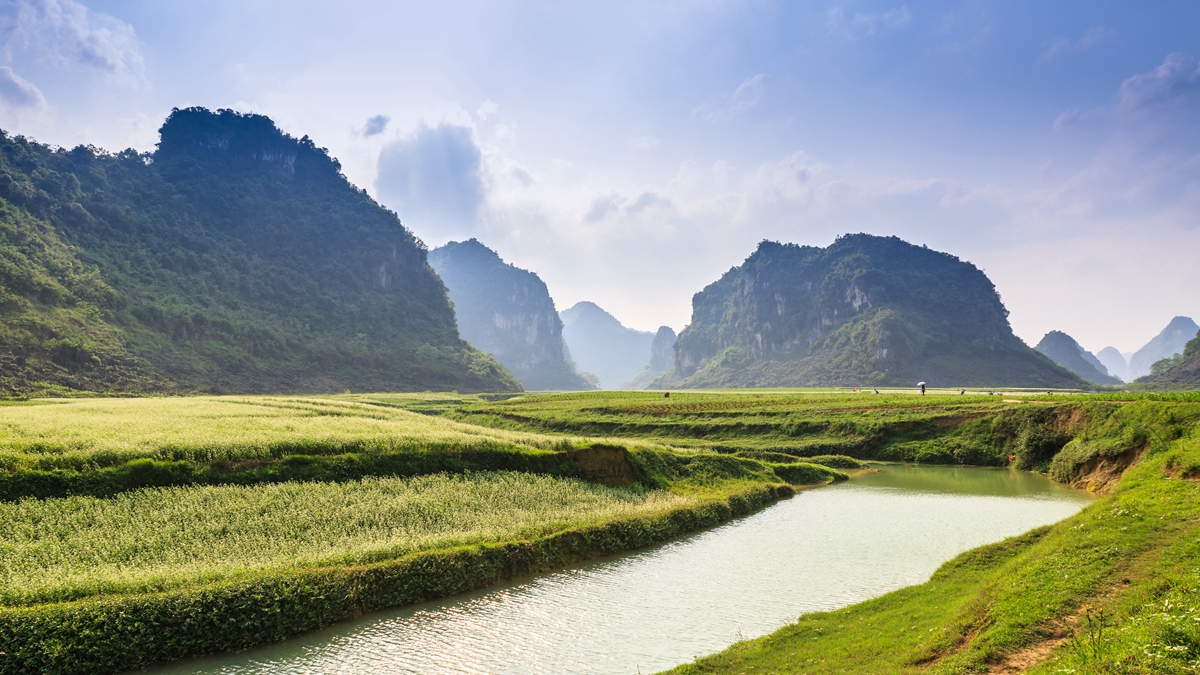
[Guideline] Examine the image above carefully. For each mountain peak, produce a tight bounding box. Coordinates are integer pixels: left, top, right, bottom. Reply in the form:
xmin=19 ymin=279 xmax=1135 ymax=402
xmin=155 ymin=107 xmax=342 ymax=180
xmin=655 ymin=234 xmax=1082 ymax=388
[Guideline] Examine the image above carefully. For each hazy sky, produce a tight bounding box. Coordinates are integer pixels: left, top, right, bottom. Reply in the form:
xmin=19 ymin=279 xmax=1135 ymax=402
xmin=2 ymin=1 xmax=1198 ymax=353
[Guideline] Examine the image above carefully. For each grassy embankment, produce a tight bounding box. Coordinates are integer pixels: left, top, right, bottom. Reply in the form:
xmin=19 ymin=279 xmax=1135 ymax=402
xmin=0 ymin=393 xmax=840 ymax=674
xmin=649 ymin=393 xmax=1200 ymax=674
xmin=448 ymin=390 xmax=1133 ymax=472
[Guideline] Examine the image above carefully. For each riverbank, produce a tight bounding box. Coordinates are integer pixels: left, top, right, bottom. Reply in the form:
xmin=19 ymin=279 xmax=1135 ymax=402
xmin=6 ymin=391 xmax=1196 ymax=674
xmin=0 ymin=394 xmax=846 ymax=674
xmin=663 ymin=396 xmax=1200 ymax=674
xmin=140 ymin=464 xmax=1088 ymax=675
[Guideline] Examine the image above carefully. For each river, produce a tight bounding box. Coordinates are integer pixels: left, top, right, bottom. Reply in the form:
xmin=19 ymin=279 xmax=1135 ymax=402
xmin=145 ymin=464 xmax=1093 ymax=675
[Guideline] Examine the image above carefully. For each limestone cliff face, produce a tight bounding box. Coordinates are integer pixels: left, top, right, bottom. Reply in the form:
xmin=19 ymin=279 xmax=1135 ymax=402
xmin=655 ymin=234 xmax=1085 ymax=388
xmin=623 ymin=326 xmax=677 ymax=389
xmin=429 ymin=240 xmax=594 ymax=390
xmin=648 ymin=326 xmax=677 ymax=372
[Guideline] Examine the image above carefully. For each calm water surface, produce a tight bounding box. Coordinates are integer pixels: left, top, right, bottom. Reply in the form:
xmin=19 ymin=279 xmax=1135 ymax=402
xmin=146 ymin=465 xmax=1093 ymax=675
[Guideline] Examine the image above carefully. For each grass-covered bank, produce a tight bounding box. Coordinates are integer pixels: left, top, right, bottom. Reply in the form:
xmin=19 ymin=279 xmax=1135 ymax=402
xmin=661 ymin=397 xmax=1200 ymax=674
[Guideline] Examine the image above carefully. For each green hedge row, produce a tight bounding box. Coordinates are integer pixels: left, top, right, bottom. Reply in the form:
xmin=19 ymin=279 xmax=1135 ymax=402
xmin=0 ymin=483 xmax=792 ymax=675
xmin=736 ymin=451 xmax=865 ymax=470
xmin=0 ymin=449 xmax=586 ymax=501
xmin=767 ymin=462 xmax=847 ymax=485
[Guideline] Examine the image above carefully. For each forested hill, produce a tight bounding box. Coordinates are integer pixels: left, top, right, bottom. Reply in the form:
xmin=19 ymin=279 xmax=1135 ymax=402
xmin=654 ymin=234 xmax=1086 ymax=389
xmin=0 ymin=107 xmax=519 ymax=395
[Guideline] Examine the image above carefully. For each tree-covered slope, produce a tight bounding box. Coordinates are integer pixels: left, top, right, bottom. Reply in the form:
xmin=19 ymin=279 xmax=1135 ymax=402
xmin=1035 ymin=330 xmax=1121 ymax=385
xmin=0 ymin=107 xmax=518 ymax=395
xmin=428 ymin=239 xmax=593 ymax=390
xmin=655 ymin=234 xmax=1086 ymax=388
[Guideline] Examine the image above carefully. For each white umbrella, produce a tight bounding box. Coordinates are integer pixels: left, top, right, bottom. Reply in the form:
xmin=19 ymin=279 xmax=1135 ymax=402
xmin=917 ymin=381 xmax=926 ymax=386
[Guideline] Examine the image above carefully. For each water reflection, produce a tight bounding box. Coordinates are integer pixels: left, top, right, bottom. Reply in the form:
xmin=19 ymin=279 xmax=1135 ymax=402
xmin=144 ymin=465 xmax=1093 ymax=675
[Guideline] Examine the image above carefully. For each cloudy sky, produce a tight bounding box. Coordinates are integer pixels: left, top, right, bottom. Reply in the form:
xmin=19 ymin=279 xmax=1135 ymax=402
xmin=2 ymin=0 xmax=1198 ymax=354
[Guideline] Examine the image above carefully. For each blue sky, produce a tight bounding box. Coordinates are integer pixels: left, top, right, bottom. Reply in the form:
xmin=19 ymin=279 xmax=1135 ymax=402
xmin=1 ymin=1 xmax=1198 ymax=354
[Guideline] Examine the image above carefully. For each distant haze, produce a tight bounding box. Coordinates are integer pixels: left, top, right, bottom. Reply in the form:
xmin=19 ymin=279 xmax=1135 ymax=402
xmin=1 ymin=2 xmax=1197 ymax=352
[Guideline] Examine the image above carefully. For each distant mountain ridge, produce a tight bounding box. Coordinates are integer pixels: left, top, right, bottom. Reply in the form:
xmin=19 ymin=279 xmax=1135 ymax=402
xmin=560 ymin=302 xmax=654 ymax=389
xmin=1136 ymin=332 xmax=1200 ymax=389
xmin=1128 ymin=316 xmax=1199 ymax=381
xmin=428 ymin=239 xmax=593 ymax=390
xmin=653 ymin=234 xmax=1086 ymax=388
xmin=0 ymin=108 xmax=518 ymax=395
xmin=1035 ymin=331 xmax=1121 ymax=385
xmin=1096 ymin=347 xmax=1128 ymax=383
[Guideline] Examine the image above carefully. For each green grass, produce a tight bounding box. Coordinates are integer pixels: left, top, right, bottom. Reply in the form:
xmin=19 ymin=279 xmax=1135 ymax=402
xmin=0 ymin=472 xmax=691 ymax=606
xmin=448 ymin=390 xmax=1124 ymax=468
xmin=0 ymin=395 xmax=573 ymax=471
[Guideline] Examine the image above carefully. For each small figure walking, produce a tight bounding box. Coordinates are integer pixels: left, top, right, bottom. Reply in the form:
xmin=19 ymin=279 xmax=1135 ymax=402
xmin=918 ymin=381 xmax=926 ymax=396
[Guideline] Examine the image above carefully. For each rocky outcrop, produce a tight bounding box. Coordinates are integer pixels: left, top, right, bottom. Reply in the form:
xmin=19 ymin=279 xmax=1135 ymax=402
xmin=1035 ymin=331 xmax=1122 ymax=385
xmin=653 ymin=234 xmax=1086 ymax=389
xmin=429 ymin=240 xmax=594 ymax=390
xmin=623 ymin=326 xmax=678 ymax=389
xmin=560 ymin=302 xmax=654 ymax=389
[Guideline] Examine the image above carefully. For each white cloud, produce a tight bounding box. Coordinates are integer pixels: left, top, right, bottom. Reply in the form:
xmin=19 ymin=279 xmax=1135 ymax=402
xmin=1115 ymin=52 xmax=1200 ymax=115
xmin=1040 ymin=26 xmax=1114 ymax=62
xmin=375 ymin=122 xmax=485 ymax=241
xmin=1 ymin=0 xmax=146 ymax=86
xmin=1053 ymin=53 xmax=1200 ymax=134
xmin=476 ymin=99 xmax=498 ymax=121
xmin=827 ymin=5 xmax=911 ymax=39
xmin=362 ymin=114 xmax=389 ymax=137
xmin=0 ymin=66 xmax=45 ymax=110
xmin=693 ymin=74 xmax=768 ymax=122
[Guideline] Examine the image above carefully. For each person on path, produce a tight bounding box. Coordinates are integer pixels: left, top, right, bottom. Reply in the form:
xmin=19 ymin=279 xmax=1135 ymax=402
xmin=919 ymin=383 xmax=926 ymax=395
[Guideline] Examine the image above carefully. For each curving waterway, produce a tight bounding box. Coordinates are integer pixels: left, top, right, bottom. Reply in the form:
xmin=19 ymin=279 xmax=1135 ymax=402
xmin=145 ymin=465 xmax=1093 ymax=675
